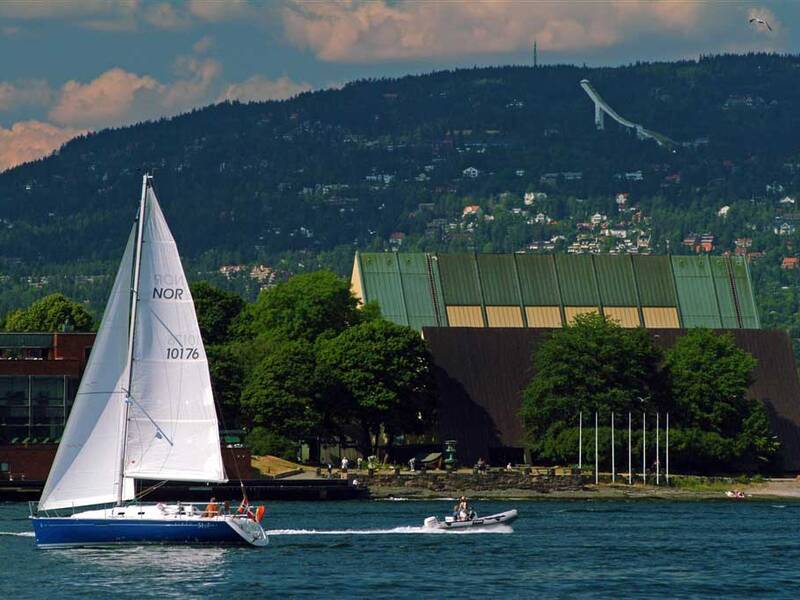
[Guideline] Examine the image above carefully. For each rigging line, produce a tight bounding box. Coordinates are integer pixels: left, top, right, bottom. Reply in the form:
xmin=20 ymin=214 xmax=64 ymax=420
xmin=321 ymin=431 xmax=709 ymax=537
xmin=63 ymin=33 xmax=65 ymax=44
xmin=150 ymin=309 xmax=184 ymax=347
xmin=122 ymin=388 xmax=174 ymax=446
xmin=133 ymin=479 xmax=168 ymax=502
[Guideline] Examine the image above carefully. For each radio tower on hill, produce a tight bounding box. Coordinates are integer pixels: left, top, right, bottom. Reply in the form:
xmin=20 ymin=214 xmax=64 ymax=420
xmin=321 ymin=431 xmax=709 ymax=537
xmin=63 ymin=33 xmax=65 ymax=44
xmin=532 ymin=39 xmax=538 ymax=68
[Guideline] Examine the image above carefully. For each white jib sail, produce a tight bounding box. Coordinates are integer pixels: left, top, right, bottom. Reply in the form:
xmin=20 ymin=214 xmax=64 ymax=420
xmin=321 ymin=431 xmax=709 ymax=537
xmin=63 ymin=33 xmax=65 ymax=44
xmin=123 ymin=186 xmax=226 ymax=482
xmin=39 ymin=229 xmax=138 ymax=510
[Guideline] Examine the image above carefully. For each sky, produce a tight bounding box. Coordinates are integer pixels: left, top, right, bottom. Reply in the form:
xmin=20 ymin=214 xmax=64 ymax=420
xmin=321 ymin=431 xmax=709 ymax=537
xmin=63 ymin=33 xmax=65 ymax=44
xmin=0 ymin=0 xmax=794 ymax=171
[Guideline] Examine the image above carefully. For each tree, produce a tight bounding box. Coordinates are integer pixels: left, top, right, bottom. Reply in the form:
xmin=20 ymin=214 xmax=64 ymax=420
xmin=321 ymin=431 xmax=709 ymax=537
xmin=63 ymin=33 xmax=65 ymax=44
xmin=666 ymin=329 xmax=756 ymax=435
xmin=240 ymin=340 xmax=323 ymax=442
xmin=191 ymin=281 xmax=244 ymax=345
xmin=317 ymin=319 xmax=437 ymax=458
xmin=235 ymin=271 xmax=360 ymax=342
xmin=666 ymin=329 xmax=779 ymax=471
xmin=2 ymin=293 xmax=94 ymax=332
xmin=206 ymin=343 xmax=247 ymax=428
xmin=520 ymin=312 xmax=666 ymax=462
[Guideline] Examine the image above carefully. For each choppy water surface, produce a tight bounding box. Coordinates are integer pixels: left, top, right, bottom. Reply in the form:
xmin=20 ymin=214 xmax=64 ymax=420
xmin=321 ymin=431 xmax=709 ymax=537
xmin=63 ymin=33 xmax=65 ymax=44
xmin=1 ymin=499 xmax=799 ymax=598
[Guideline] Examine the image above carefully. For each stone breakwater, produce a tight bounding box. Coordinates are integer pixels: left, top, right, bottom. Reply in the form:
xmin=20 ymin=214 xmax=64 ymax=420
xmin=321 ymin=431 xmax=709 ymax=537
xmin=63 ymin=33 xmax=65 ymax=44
xmin=361 ymin=470 xmax=589 ymax=498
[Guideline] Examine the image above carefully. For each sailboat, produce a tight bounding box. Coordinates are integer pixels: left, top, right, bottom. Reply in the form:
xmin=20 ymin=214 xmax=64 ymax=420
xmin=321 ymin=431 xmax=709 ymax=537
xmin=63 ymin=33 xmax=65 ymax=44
xmin=31 ymin=175 xmax=268 ymax=548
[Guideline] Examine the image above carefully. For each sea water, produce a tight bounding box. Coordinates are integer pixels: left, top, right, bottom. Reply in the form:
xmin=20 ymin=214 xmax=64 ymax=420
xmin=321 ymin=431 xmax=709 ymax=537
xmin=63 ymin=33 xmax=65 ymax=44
xmin=1 ymin=499 xmax=799 ymax=598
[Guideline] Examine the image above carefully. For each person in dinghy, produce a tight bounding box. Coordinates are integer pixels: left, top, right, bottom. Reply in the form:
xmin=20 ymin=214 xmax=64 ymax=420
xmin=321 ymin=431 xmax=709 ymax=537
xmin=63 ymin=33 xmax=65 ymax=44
xmin=428 ymin=498 xmax=518 ymax=530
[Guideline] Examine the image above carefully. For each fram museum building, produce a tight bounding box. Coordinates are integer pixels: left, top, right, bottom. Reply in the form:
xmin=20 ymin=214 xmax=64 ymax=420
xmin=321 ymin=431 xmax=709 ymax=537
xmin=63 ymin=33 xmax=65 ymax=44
xmin=352 ymin=252 xmax=800 ymax=470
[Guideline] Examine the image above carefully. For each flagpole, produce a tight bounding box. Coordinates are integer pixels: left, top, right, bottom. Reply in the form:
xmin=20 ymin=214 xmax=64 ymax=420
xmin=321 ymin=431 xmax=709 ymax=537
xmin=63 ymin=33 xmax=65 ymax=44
xmin=578 ymin=411 xmax=582 ymax=470
xmin=628 ymin=411 xmax=632 ymax=485
xmin=666 ymin=413 xmax=670 ymax=484
xmin=656 ymin=412 xmax=660 ymax=485
xmin=611 ymin=411 xmax=615 ymax=483
xmin=642 ymin=411 xmax=646 ymax=484
xmin=594 ymin=412 xmax=598 ymax=485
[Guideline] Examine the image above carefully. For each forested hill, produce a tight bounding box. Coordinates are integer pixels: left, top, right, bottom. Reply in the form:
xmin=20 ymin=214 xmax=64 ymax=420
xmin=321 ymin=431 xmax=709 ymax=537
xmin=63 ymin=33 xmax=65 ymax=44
xmin=4 ymin=53 xmax=800 ymax=327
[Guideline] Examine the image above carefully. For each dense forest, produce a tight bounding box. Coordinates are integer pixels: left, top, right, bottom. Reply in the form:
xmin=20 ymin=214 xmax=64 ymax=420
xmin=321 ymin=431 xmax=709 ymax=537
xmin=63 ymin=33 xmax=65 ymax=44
xmin=3 ymin=53 xmax=800 ymax=345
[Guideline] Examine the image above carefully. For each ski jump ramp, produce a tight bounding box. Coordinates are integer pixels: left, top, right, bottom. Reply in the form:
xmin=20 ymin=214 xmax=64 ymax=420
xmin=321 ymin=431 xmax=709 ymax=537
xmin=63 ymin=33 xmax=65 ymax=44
xmin=580 ymin=79 xmax=675 ymax=147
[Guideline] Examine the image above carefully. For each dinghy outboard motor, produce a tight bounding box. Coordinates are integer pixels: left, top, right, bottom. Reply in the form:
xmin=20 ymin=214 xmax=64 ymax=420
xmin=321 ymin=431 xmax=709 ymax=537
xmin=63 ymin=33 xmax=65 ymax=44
xmin=424 ymin=516 xmax=438 ymax=528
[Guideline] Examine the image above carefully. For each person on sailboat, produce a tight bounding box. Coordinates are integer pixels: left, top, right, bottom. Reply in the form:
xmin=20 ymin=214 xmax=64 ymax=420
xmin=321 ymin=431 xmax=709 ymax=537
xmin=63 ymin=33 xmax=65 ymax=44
xmin=201 ymin=497 xmax=219 ymax=518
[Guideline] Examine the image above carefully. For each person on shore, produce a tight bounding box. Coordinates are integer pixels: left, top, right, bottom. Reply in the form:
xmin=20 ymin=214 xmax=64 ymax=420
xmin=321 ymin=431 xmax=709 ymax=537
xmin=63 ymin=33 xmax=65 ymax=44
xmin=341 ymin=456 xmax=349 ymax=471
xmin=327 ymin=463 xmax=333 ymax=479
xmin=201 ymin=497 xmax=219 ymax=518
xmin=357 ymin=457 xmax=363 ymax=470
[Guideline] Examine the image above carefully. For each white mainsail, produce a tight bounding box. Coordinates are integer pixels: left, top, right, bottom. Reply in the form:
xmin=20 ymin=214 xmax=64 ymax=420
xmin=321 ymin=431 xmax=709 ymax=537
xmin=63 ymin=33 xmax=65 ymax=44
xmin=39 ymin=230 xmax=138 ymax=510
xmin=123 ymin=184 xmax=226 ymax=482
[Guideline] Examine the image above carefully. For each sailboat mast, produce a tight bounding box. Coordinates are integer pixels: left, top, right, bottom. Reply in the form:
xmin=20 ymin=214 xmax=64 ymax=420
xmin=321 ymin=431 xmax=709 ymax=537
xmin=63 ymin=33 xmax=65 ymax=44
xmin=116 ymin=174 xmax=148 ymax=505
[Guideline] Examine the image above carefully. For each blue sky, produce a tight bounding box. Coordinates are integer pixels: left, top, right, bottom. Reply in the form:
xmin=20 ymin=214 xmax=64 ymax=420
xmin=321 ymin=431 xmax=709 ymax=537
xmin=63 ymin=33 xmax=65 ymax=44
xmin=0 ymin=0 xmax=793 ymax=170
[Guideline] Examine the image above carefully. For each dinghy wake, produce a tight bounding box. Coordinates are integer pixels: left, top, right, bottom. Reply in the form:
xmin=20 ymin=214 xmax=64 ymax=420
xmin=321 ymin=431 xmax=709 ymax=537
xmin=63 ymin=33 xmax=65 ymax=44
xmin=266 ymin=525 xmax=513 ymax=536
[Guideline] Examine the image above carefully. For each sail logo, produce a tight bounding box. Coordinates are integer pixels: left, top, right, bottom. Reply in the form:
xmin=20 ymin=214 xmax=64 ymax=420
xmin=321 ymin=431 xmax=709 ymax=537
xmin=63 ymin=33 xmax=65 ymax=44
xmin=152 ymin=273 xmax=186 ymax=300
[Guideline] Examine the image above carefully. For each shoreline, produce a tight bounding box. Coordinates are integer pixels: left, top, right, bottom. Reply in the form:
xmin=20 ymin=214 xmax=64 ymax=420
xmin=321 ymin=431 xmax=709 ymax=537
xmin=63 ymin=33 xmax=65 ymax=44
xmin=365 ymin=479 xmax=800 ymax=502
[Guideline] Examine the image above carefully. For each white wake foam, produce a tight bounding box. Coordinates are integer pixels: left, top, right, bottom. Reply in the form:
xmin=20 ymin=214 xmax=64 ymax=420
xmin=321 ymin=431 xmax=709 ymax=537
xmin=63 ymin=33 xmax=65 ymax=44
xmin=0 ymin=531 xmax=34 ymax=537
xmin=266 ymin=525 xmax=513 ymax=536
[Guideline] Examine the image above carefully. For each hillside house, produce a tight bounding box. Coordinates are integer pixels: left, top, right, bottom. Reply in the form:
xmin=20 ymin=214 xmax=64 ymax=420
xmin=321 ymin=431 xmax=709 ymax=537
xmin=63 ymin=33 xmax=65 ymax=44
xmin=462 ymin=205 xmax=482 ymax=218
xmin=389 ymin=232 xmax=406 ymax=249
xmin=219 ymin=264 xmax=247 ymax=278
xmin=683 ymin=233 xmax=715 ymax=253
xmin=462 ymin=167 xmax=479 ymax=178
xmin=781 ymin=257 xmax=800 ymax=270
xmin=250 ymin=265 xmax=275 ymax=284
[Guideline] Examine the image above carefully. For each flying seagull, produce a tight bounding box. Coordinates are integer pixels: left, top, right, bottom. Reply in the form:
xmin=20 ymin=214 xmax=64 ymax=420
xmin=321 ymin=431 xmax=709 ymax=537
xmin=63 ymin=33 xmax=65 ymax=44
xmin=749 ymin=17 xmax=773 ymax=31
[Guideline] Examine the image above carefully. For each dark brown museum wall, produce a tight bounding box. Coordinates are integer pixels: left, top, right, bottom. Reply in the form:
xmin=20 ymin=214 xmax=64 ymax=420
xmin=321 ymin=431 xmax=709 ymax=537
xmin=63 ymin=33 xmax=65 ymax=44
xmin=423 ymin=327 xmax=800 ymax=471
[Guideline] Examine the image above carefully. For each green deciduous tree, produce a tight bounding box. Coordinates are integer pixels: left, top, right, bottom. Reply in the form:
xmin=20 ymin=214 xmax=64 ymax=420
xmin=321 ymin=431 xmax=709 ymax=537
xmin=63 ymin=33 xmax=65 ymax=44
xmin=520 ymin=312 xmax=666 ymax=462
xmin=206 ymin=343 xmax=247 ymax=428
xmin=666 ymin=329 xmax=756 ymax=434
xmin=191 ymin=281 xmax=245 ymax=345
xmin=240 ymin=339 xmax=324 ymax=442
xmin=666 ymin=329 xmax=779 ymax=471
xmin=317 ymin=319 xmax=437 ymax=458
xmin=2 ymin=293 xmax=94 ymax=332
xmin=235 ymin=271 xmax=360 ymax=342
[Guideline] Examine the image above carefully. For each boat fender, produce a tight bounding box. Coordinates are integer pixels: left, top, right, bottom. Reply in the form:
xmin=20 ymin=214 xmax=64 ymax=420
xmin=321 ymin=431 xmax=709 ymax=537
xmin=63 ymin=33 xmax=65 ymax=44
xmin=255 ymin=505 xmax=265 ymax=523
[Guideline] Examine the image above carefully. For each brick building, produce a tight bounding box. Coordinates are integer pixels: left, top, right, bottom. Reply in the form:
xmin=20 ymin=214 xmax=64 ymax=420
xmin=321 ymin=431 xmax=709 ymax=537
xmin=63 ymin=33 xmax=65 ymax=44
xmin=0 ymin=332 xmax=94 ymax=479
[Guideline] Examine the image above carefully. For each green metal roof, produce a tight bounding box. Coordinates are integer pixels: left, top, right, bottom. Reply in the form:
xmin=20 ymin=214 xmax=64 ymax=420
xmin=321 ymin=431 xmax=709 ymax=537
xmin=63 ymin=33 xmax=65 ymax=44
xmin=353 ymin=252 xmax=761 ymax=331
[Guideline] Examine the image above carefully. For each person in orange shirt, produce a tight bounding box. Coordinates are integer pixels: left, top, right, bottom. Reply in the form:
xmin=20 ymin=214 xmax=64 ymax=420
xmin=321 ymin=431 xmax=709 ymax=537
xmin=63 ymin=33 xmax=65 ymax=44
xmin=201 ymin=497 xmax=219 ymax=518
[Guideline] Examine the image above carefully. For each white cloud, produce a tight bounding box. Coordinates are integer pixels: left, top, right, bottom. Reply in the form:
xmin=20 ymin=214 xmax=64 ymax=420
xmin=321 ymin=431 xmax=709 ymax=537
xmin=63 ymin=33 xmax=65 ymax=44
xmin=0 ymin=80 xmax=52 ymax=111
xmin=163 ymin=56 xmax=221 ymax=108
xmin=187 ymin=0 xmax=253 ymax=22
xmin=281 ymin=0 xmax=708 ymax=62
xmin=0 ymin=120 xmax=81 ymax=172
xmin=48 ymin=57 xmax=221 ymax=129
xmin=0 ymin=0 xmax=139 ymax=30
xmin=48 ymin=68 xmax=161 ymax=128
xmin=220 ymin=75 xmax=312 ymax=103
xmin=144 ymin=2 xmax=193 ymax=30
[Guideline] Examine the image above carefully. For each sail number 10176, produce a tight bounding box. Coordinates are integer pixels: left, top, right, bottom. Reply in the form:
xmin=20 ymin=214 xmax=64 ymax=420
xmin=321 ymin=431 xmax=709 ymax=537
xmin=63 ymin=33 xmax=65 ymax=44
xmin=166 ymin=347 xmax=200 ymax=360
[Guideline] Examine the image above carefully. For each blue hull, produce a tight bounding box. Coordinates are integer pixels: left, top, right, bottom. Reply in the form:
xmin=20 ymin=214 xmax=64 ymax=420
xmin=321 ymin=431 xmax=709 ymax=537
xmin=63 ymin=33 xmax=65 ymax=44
xmin=32 ymin=518 xmax=245 ymax=548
